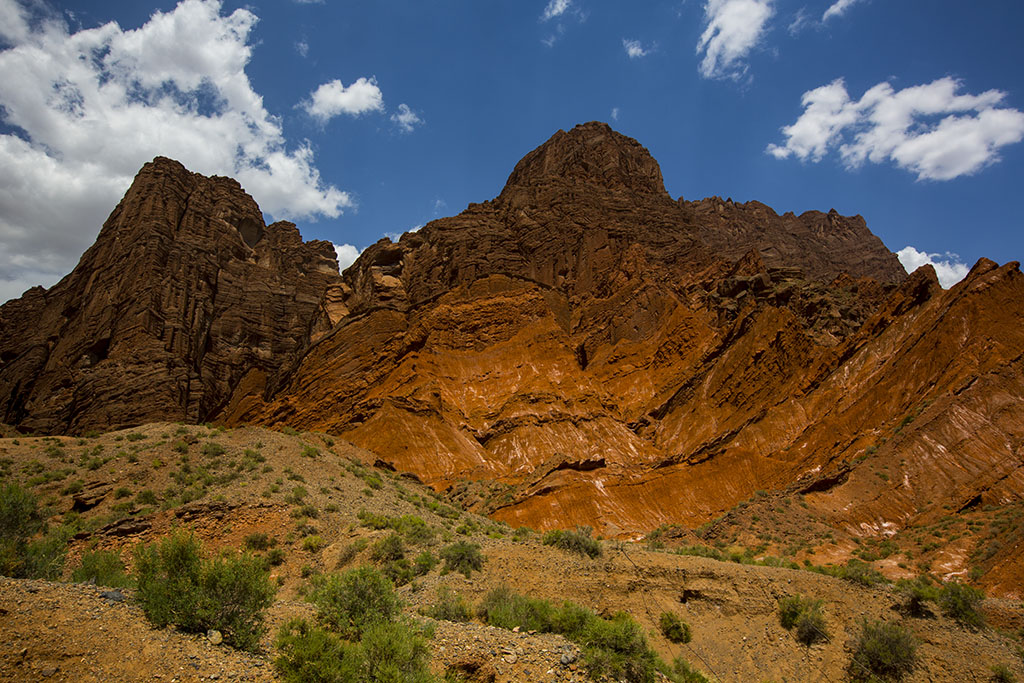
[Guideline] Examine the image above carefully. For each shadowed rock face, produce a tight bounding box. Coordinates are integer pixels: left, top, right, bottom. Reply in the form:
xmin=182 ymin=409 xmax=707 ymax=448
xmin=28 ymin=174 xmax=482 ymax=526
xmin=3 ymin=123 xmax=1023 ymax=580
xmin=0 ymin=157 xmax=342 ymax=434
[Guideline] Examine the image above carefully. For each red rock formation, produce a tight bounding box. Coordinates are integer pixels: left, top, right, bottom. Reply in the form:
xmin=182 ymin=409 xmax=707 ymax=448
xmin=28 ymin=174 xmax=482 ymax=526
xmin=0 ymin=158 xmax=342 ymax=433
xmin=4 ymin=122 xmax=1022 ymax=589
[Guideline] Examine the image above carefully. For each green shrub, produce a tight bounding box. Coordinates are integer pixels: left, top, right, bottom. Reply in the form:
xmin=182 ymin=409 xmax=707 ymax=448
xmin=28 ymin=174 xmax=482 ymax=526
xmin=895 ymin=576 xmax=939 ymax=616
xmin=0 ymin=482 xmax=67 ymax=579
xmin=72 ymin=549 xmax=131 ymax=588
xmin=266 ymin=548 xmax=286 ymax=566
xmin=542 ymin=527 xmax=602 ymax=558
xmin=671 ymin=656 xmax=710 ymax=682
xmin=361 ymin=620 xmax=434 ymax=682
xmin=991 ymin=664 xmax=1017 ymax=683
xmin=335 ymin=539 xmax=368 ymax=568
xmin=309 ymin=567 xmax=401 ymax=640
xmin=244 ymin=532 xmax=273 ymax=551
xmin=439 ymin=541 xmax=483 ymax=578
xmin=274 ymin=618 xmax=363 ymax=682
xmin=778 ymin=595 xmax=827 ymax=645
xmin=303 ymin=535 xmax=326 ymax=553
xmin=202 ymin=441 xmax=226 ymax=457
xmin=938 ymin=581 xmax=986 ymax=629
xmin=850 ymin=619 xmax=918 ymax=681
xmin=477 ymin=586 xmax=554 ymax=632
xmin=412 ymin=550 xmax=436 ymax=576
xmin=422 ymin=586 xmax=472 ymax=622
xmin=134 ymin=532 xmax=275 ymax=651
xmin=370 ymin=533 xmax=405 ymax=563
xmin=477 ymin=586 xmax=665 ymax=682
xmin=659 ymin=611 xmax=692 ymax=643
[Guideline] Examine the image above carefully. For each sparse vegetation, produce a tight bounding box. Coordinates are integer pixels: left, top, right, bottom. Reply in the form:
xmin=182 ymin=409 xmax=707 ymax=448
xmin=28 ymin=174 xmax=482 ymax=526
xmin=778 ymin=595 xmax=827 ymax=645
xmin=938 ymin=581 xmax=986 ymax=629
xmin=659 ymin=611 xmax=692 ymax=643
xmin=439 ymin=541 xmax=483 ymax=578
xmin=309 ymin=566 xmax=401 ymax=640
xmin=422 ymin=586 xmax=472 ymax=622
xmin=134 ymin=532 xmax=275 ymax=651
xmin=72 ymin=549 xmax=131 ymax=588
xmin=0 ymin=482 xmax=67 ymax=579
xmin=895 ymin=575 xmax=939 ymax=616
xmin=850 ymin=619 xmax=918 ymax=681
xmin=542 ymin=526 xmax=602 ymax=558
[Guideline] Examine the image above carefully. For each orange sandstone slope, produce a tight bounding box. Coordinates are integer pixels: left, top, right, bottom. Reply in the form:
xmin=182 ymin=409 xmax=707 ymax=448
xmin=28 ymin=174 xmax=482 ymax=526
xmin=230 ymin=122 xmax=1023 ymax=544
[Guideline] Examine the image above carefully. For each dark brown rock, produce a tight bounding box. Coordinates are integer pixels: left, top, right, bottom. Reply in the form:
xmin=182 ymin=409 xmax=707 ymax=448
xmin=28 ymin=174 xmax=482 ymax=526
xmin=0 ymin=157 xmax=341 ymax=434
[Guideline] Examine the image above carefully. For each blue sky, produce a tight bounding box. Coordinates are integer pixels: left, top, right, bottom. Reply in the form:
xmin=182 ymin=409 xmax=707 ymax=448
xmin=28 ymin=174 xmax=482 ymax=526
xmin=1 ymin=0 xmax=1023 ymax=301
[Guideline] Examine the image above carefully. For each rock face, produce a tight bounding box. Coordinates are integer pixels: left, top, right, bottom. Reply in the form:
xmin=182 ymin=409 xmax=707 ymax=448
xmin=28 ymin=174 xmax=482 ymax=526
xmin=3 ymin=122 xmax=1023 ymax=583
xmin=0 ymin=158 xmax=342 ymax=433
xmin=219 ymin=123 xmax=1023 ymax=552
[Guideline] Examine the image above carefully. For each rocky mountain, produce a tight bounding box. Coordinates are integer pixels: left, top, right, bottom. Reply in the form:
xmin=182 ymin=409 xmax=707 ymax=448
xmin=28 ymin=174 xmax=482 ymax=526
xmin=2 ymin=123 xmax=1022 ymax=594
xmin=0 ymin=158 xmax=343 ymax=434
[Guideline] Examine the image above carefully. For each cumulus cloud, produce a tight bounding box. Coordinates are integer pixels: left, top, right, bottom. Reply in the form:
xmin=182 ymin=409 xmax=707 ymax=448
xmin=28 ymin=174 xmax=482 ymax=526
xmin=390 ymin=103 xmax=424 ymax=133
xmin=0 ymin=0 xmax=353 ymax=303
xmin=541 ymin=0 xmax=572 ymax=21
xmin=611 ymin=107 xmax=620 ymax=121
xmin=767 ymin=77 xmax=1024 ymax=181
xmin=622 ymin=39 xmax=651 ymax=59
xmin=897 ymin=246 xmax=970 ymax=289
xmin=333 ymin=243 xmax=361 ymax=271
xmin=303 ymin=77 xmax=384 ymax=122
xmin=696 ymin=0 xmax=774 ymax=81
xmin=822 ymin=0 xmax=866 ymax=22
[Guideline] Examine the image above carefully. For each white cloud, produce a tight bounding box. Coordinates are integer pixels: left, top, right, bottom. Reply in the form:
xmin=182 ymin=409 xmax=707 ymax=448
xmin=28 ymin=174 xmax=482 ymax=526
xmin=822 ymin=0 xmax=865 ymax=22
xmin=622 ymin=39 xmax=651 ymax=59
xmin=390 ymin=103 xmax=423 ymax=134
xmin=788 ymin=7 xmax=811 ymax=35
xmin=295 ymin=40 xmax=309 ymax=57
xmin=767 ymin=77 xmax=1024 ymax=181
xmin=303 ymin=77 xmax=384 ymax=122
xmin=541 ymin=0 xmax=571 ymax=21
xmin=897 ymin=246 xmax=969 ymax=289
xmin=0 ymin=0 xmax=353 ymax=304
xmin=696 ymin=0 xmax=774 ymax=81
xmin=611 ymin=107 xmax=620 ymax=121
xmin=333 ymin=243 xmax=361 ymax=271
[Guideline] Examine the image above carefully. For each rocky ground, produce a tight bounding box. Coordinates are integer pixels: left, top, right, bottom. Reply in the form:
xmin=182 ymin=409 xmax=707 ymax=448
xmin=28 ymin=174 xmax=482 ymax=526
xmin=2 ymin=423 xmax=1024 ymax=681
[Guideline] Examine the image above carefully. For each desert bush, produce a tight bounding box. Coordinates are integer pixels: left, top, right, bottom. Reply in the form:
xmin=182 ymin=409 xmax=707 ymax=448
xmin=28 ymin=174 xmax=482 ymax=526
xmin=895 ymin=576 xmax=939 ymax=616
xmin=659 ymin=611 xmax=692 ymax=643
xmin=266 ymin=548 xmax=286 ymax=567
xmin=542 ymin=527 xmax=602 ymax=558
xmin=778 ymin=595 xmax=827 ymax=645
xmin=850 ymin=619 xmax=918 ymax=681
xmin=439 ymin=541 xmax=483 ymax=578
xmin=359 ymin=620 xmax=435 ymax=683
xmin=370 ymin=533 xmax=405 ymax=563
xmin=0 ymin=482 xmax=67 ymax=579
xmin=478 ymin=587 xmax=668 ymax=682
xmin=423 ymin=586 xmax=473 ymax=622
xmin=309 ymin=566 xmax=401 ymax=639
xmin=412 ymin=550 xmax=436 ymax=576
xmin=991 ymin=664 xmax=1017 ymax=683
xmin=302 ymin=535 xmax=326 ymax=553
xmin=72 ymin=549 xmax=131 ymax=588
xmin=938 ymin=581 xmax=986 ymax=629
xmin=244 ymin=532 xmax=273 ymax=551
xmin=134 ymin=532 xmax=275 ymax=651
xmin=274 ymin=618 xmax=363 ymax=682
xmin=671 ymin=656 xmax=710 ymax=682
xmin=478 ymin=586 xmax=554 ymax=632
xmin=335 ymin=539 xmax=368 ymax=568
xmin=202 ymin=441 xmax=226 ymax=457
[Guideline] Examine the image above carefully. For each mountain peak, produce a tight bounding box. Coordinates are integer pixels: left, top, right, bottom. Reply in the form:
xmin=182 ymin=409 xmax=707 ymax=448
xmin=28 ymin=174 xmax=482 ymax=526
xmin=499 ymin=122 xmax=668 ymax=200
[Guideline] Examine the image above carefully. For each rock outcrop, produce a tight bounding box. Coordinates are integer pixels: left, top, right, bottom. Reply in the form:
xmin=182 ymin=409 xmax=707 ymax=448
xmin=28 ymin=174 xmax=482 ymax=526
xmin=0 ymin=158 xmax=342 ymax=433
xmin=3 ymin=122 xmax=1022 ymax=582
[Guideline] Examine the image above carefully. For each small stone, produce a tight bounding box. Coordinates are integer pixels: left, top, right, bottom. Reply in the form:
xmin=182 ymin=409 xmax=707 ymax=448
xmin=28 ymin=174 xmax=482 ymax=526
xmin=207 ymin=630 xmax=223 ymax=645
xmin=40 ymin=666 xmax=58 ymax=677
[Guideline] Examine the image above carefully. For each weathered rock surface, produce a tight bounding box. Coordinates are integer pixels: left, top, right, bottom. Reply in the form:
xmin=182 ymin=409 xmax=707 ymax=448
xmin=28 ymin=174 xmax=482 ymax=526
xmin=0 ymin=158 xmax=342 ymax=434
xmin=3 ymin=122 xmax=1022 ymax=580
xmin=225 ymin=122 xmax=1024 ymax=555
